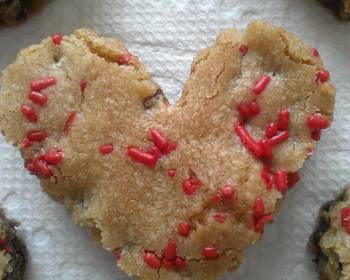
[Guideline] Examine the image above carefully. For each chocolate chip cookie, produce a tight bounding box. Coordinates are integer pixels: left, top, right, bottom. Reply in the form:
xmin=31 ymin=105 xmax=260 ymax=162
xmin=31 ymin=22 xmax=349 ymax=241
xmin=0 ymin=0 xmax=45 ymax=27
xmin=0 ymin=21 xmax=335 ymax=279
xmin=318 ymin=0 xmax=350 ymax=19
xmin=0 ymin=210 xmax=26 ymax=279
xmin=310 ymin=187 xmax=350 ymax=280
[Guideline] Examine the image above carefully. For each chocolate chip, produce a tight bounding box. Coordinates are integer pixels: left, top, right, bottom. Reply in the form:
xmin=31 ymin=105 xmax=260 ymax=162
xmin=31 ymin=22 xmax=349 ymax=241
xmin=143 ymin=88 xmax=168 ymax=109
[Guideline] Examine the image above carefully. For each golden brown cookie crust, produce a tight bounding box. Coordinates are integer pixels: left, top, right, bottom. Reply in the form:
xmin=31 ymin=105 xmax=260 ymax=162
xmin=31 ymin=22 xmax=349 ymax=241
xmin=0 ymin=21 xmax=335 ymax=279
xmin=310 ymin=187 xmax=350 ymax=280
xmin=0 ymin=210 xmax=26 ymax=279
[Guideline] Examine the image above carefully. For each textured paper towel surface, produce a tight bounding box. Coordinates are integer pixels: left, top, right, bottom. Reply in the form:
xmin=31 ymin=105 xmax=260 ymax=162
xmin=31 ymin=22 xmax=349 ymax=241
xmin=0 ymin=0 xmax=349 ymax=279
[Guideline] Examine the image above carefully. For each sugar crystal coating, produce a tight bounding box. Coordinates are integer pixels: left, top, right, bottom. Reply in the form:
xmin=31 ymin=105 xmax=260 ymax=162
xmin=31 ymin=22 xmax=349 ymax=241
xmin=0 ymin=21 xmax=335 ymax=280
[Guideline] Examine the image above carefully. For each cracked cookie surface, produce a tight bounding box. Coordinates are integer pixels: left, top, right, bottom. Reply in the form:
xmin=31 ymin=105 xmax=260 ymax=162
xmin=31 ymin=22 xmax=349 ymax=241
xmin=310 ymin=187 xmax=350 ymax=280
xmin=0 ymin=210 xmax=26 ymax=280
xmin=0 ymin=21 xmax=335 ymax=279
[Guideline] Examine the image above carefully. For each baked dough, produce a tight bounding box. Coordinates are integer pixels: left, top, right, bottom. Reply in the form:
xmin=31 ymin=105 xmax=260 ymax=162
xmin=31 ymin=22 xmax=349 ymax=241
xmin=0 ymin=21 xmax=335 ymax=279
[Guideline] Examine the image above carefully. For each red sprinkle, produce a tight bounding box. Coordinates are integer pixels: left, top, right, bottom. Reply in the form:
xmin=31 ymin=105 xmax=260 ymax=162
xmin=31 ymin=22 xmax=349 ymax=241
xmin=20 ymin=105 xmax=38 ymax=123
xmin=221 ymin=185 xmax=235 ymax=200
xmin=150 ymin=129 xmax=168 ymax=150
xmin=316 ymin=69 xmax=330 ymax=83
xmin=149 ymin=146 xmax=162 ymax=159
xmin=25 ymin=160 xmax=36 ymax=173
xmin=261 ymin=165 xmax=273 ymax=190
xmin=255 ymin=214 xmax=273 ymax=233
xmin=182 ymin=177 xmax=201 ymax=196
xmin=114 ymin=247 xmax=122 ymax=261
xmin=249 ymin=101 xmax=260 ymax=116
xmin=237 ymin=101 xmax=260 ymax=119
xmin=30 ymin=77 xmax=56 ymax=91
xmin=80 ymin=79 xmax=87 ymax=94
xmin=162 ymin=259 xmax=173 ymax=269
xmin=51 ymin=33 xmax=63 ymax=45
xmin=167 ymin=169 xmax=176 ymax=177
xmin=253 ymin=198 xmax=265 ymax=219
xmin=127 ymin=147 xmax=158 ymax=167
xmin=268 ymin=131 xmax=289 ymax=146
xmin=239 ymin=44 xmax=249 ymax=56
xmin=173 ymin=257 xmax=187 ymax=270
xmin=273 ymin=171 xmax=288 ymax=192
xmin=21 ymin=138 xmax=33 ymax=149
xmin=287 ymin=172 xmax=300 ymax=188
xmin=341 ymin=207 xmax=350 ymax=235
xmin=29 ymin=91 xmax=48 ymax=106
xmin=99 ymin=144 xmax=114 ymax=155
xmin=213 ymin=213 xmax=228 ymax=223
xmin=277 ymin=109 xmax=289 ymax=131
xmin=27 ymin=130 xmax=48 ymax=142
xmin=162 ymin=141 xmax=177 ymax=155
xmin=265 ymin=122 xmax=278 ymax=139
xmin=260 ymin=139 xmax=272 ymax=158
xmin=163 ymin=240 xmax=177 ymax=261
xmin=253 ymin=75 xmax=271 ymax=95
xmin=234 ymin=122 xmax=262 ymax=157
xmin=33 ymin=159 xmax=53 ymax=177
xmin=237 ymin=103 xmax=251 ymax=119
xmin=148 ymin=146 xmax=163 ymax=159
xmin=311 ymin=48 xmax=319 ymax=57
xmin=116 ymin=53 xmax=132 ymax=65
xmin=202 ymin=246 xmax=219 ymax=260
xmin=211 ymin=193 xmax=222 ymax=203
xmin=307 ymin=115 xmax=330 ymax=130
xmin=311 ymin=130 xmax=321 ymax=141
xmin=143 ymin=251 xmax=162 ymax=269
xmin=177 ymin=222 xmax=192 ymax=237
xmin=43 ymin=149 xmax=63 ymax=165
xmin=64 ymin=112 xmax=77 ymax=136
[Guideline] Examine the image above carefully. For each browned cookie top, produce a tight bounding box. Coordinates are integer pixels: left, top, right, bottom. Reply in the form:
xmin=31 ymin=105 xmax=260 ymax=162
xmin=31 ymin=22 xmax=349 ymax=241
xmin=0 ymin=211 xmax=26 ymax=280
xmin=0 ymin=21 xmax=335 ymax=279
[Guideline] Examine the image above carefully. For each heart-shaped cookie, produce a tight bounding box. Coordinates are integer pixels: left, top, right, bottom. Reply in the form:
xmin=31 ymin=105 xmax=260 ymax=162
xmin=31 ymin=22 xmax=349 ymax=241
xmin=0 ymin=20 xmax=335 ymax=279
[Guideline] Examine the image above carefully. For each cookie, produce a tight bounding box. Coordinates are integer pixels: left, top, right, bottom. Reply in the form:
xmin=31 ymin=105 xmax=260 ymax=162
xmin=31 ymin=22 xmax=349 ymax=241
xmin=318 ymin=0 xmax=350 ymax=19
xmin=0 ymin=21 xmax=335 ymax=280
xmin=0 ymin=0 xmax=45 ymax=27
xmin=0 ymin=210 xmax=26 ymax=279
xmin=310 ymin=187 xmax=350 ymax=280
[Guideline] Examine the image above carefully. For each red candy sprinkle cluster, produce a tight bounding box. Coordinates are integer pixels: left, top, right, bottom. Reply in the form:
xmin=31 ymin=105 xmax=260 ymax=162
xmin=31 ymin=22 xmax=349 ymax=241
xmin=99 ymin=144 xmax=114 ymax=155
xmin=177 ymin=222 xmax=192 ymax=237
xmin=316 ymin=69 xmax=330 ymax=83
xmin=64 ymin=112 xmax=77 ymax=136
xmin=253 ymin=75 xmax=271 ymax=95
xmin=341 ymin=207 xmax=350 ymax=235
xmin=237 ymin=101 xmax=260 ymax=119
xmin=306 ymin=114 xmax=330 ymax=141
xmin=311 ymin=48 xmax=319 ymax=58
xmin=252 ymin=197 xmax=273 ymax=233
xmin=51 ymin=33 xmax=63 ymax=45
xmin=182 ymin=176 xmax=202 ymax=196
xmin=239 ymin=44 xmax=249 ymax=56
xmin=143 ymin=241 xmax=188 ymax=271
xmin=202 ymin=246 xmax=219 ymax=260
xmin=116 ymin=53 xmax=132 ymax=65
xmin=127 ymin=129 xmax=177 ymax=167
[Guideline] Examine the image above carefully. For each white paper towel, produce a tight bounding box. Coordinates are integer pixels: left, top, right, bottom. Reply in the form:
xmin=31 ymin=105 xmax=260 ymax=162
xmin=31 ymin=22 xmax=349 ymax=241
xmin=0 ymin=0 xmax=349 ymax=279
